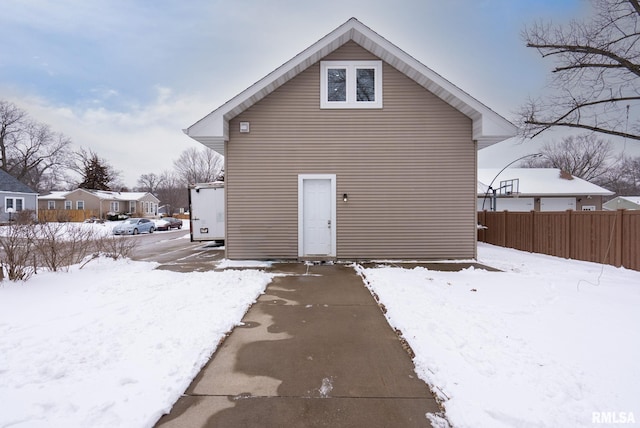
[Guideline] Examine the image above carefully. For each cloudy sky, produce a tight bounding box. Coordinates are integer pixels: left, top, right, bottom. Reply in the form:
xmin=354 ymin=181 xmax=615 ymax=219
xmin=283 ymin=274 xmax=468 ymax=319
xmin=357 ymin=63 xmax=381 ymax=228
xmin=1 ymin=0 xmax=588 ymax=187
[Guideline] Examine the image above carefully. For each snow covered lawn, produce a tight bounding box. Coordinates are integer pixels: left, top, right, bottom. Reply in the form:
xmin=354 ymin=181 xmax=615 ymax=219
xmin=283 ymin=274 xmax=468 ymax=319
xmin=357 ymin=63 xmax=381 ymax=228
xmin=2 ymin=242 xmax=638 ymax=428
xmin=0 ymin=257 xmax=273 ymax=428
xmin=358 ymin=243 xmax=640 ymax=428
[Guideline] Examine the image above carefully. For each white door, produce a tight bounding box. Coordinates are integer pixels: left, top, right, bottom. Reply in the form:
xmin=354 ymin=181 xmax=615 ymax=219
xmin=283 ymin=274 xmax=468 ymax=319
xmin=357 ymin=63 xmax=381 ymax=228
xmin=299 ymin=175 xmax=336 ymax=257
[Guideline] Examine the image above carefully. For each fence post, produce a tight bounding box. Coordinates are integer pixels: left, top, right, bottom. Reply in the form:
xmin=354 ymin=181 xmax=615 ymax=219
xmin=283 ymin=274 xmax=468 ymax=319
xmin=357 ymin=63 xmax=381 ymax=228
xmin=530 ymin=210 xmax=535 ymax=253
xmin=502 ymin=211 xmax=507 ymax=248
xmin=478 ymin=210 xmax=485 ymax=243
xmin=567 ymin=209 xmax=573 ymax=260
xmin=615 ymin=209 xmax=624 ymax=267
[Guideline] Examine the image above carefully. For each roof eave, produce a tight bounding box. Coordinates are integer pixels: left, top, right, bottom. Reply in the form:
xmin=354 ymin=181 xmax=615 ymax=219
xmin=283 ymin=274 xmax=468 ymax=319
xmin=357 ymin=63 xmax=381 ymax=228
xmin=185 ymin=18 xmax=517 ymax=152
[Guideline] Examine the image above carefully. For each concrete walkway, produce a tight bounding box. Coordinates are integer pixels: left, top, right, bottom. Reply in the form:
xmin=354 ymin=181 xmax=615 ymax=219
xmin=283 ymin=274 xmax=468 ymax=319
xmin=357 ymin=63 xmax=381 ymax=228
xmin=155 ymin=263 xmax=440 ymax=427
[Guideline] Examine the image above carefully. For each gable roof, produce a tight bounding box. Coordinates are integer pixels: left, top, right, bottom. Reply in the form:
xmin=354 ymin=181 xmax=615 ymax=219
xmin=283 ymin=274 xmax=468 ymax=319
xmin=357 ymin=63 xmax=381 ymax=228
xmin=38 ymin=191 xmax=68 ymax=200
xmin=603 ymin=196 xmax=640 ymax=210
xmin=0 ymin=169 xmax=37 ymax=194
xmin=38 ymin=189 xmax=159 ymax=202
xmin=618 ymin=196 xmax=640 ymax=205
xmin=477 ymin=168 xmax=614 ymax=196
xmin=184 ymin=18 xmax=517 ymax=155
xmin=90 ymin=190 xmax=159 ymax=202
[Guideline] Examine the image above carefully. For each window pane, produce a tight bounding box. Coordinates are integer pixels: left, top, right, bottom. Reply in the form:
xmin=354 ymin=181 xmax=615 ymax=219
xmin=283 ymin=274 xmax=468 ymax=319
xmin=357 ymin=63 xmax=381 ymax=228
xmin=16 ymin=199 xmax=23 ymax=211
xmin=6 ymin=199 xmax=13 ymax=210
xmin=327 ymin=68 xmax=346 ymax=101
xmin=356 ymin=68 xmax=375 ymax=101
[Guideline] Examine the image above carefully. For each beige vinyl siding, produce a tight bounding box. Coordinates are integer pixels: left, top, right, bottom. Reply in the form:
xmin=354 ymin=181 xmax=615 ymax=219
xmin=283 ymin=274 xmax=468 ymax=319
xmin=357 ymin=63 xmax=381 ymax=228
xmin=226 ymin=41 xmax=476 ymax=260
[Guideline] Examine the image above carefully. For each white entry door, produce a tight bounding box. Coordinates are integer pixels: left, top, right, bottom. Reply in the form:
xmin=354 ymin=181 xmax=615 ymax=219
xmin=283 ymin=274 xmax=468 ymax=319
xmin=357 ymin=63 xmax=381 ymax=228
xmin=299 ymin=175 xmax=336 ymax=257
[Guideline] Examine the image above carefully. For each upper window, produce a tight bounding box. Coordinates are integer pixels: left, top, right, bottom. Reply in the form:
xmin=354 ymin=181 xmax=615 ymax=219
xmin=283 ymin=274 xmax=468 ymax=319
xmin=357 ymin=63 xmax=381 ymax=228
xmin=320 ymin=61 xmax=382 ymax=109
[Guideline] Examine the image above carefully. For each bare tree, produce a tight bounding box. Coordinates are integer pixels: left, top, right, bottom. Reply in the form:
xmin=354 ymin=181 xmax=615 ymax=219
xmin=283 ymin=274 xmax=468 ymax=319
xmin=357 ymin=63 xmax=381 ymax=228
xmin=0 ymin=100 xmax=71 ymax=192
xmin=156 ymin=171 xmax=187 ymax=215
xmin=598 ymin=155 xmax=640 ymax=194
xmin=520 ymin=134 xmax=617 ymax=181
xmin=6 ymin=121 xmax=71 ymax=192
xmin=173 ymin=147 xmax=223 ymax=185
xmin=0 ymin=100 xmax=27 ymax=171
xmin=136 ymin=172 xmax=161 ymax=193
xmin=521 ymin=0 xmax=640 ymax=141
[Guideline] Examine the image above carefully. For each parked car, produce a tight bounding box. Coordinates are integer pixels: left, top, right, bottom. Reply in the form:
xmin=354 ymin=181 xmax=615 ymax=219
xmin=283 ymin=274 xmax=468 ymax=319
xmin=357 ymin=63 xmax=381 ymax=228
xmin=155 ymin=217 xmax=183 ymax=231
xmin=112 ymin=218 xmax=155 ymax=235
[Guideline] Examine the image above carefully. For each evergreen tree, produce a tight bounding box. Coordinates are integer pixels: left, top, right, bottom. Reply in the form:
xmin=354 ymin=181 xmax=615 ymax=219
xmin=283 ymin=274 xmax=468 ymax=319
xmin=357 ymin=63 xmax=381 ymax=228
xmin=77 ymin=152 xmax=113 ymax=190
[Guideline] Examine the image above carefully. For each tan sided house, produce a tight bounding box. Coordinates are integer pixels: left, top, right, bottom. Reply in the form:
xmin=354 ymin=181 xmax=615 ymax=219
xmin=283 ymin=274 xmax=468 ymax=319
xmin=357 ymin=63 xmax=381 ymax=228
xmin=39 ymin=189 xmax=160 ymax=220
xmin=184 ymin=18 xmax=517 ymax=260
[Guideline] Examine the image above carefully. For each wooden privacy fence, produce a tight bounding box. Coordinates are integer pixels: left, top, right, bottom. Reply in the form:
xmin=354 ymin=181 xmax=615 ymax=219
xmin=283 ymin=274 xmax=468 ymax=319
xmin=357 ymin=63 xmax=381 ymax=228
xmin=477 ymin=210 xmax=640 ymax=272
xmin=38 ymin=209 xmax=100 ymax=223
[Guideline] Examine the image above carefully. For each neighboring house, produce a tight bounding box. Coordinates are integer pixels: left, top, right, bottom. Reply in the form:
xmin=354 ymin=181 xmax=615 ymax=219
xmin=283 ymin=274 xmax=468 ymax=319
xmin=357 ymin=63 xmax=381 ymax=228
xmin=0 ymin=169 xmax=38 ymax=222
xmin=38 ymin=189 xmax=160 ymax=219
xmin=478 ymin=168 xmax=614 ymax=212
xmin=184 ymin=18 xmax=517 ymax=260
xmin=603 ymin=196 xmax=640 ymax=211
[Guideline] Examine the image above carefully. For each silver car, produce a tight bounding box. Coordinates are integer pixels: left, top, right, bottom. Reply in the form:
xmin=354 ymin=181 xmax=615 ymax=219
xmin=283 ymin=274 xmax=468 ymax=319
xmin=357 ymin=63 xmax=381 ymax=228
xmin=112 ymin=218 xmax=155 ymax=235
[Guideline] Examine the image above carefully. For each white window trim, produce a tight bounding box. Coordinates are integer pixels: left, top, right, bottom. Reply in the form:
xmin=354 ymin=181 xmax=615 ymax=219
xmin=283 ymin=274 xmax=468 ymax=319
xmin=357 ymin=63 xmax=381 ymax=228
xmin=76 ymin=200 xmax=85 ymax=210
xmin=111 ymin=201 xmax=120 ymax=212
xmin=48 ymin=200 xmax=56 ymax=209
xmin=64 ymin=200 xmax=72 ymax=210
xmin=320 ymin=60 xmax=382 ymax=109
xmin=5 ymin=197 xmax=25 ymax=212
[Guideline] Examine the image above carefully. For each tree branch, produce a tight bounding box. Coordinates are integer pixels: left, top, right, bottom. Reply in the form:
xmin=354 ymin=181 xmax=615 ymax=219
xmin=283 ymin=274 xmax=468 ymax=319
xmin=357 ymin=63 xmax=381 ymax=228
xmin=525 ymin=118 xmax=640 ymax=140
xmin=526 ymin=42 xmax=640 ymax=77
xmin=628 ymin=0 xmax=640 ymax=16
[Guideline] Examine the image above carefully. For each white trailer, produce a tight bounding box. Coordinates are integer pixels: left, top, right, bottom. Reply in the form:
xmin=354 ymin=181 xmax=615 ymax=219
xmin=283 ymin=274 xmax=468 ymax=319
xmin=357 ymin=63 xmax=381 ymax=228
xmin=188 ymin=182 xmax=225 ymax=242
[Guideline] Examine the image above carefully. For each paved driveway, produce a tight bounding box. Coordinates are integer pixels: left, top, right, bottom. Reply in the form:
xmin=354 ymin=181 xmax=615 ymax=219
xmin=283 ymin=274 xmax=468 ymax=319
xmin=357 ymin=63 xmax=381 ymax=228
xmin=155 ymin=263 xmax=441 ymax=427
xmin=130 ymin=231 xmax=224 ymax=272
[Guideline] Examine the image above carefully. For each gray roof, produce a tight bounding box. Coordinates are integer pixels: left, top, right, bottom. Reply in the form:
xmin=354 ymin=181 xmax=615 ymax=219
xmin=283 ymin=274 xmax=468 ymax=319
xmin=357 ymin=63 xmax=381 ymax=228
xmin=0 ymin=169 xmax=37 ymax=194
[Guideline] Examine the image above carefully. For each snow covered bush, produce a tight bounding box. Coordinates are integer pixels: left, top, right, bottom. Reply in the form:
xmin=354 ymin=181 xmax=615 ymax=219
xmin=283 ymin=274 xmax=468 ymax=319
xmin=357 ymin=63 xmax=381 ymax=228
xmin=32 ymin=223 xmax=103 ymax=272
xmin=95 ymin=233 xmax=138 ymax=260
xmin=0 ymin=223 xmax=36 ymax=281
xmin=0 ymin=222 xmax=137 ymax=280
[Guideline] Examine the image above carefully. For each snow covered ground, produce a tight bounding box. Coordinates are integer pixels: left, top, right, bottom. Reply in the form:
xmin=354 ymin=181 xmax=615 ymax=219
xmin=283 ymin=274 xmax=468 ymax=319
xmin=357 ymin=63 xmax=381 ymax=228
xmin=1 ymin=240 xmax=638 ymax=427
xmin=0 ymin=255 xmax=274 ymax=428
xmin=358 ymin=243 xmax=640 ymax=428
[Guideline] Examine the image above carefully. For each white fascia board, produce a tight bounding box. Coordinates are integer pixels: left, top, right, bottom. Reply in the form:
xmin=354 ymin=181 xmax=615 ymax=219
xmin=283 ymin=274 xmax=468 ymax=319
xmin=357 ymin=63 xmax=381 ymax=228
xmin=349 ymin=21 xmax=517 ymax=145
xmin=184 ymin=25 xmax=352 ymax=148
xmin=185 ymin=18 xmax=517 ymax=150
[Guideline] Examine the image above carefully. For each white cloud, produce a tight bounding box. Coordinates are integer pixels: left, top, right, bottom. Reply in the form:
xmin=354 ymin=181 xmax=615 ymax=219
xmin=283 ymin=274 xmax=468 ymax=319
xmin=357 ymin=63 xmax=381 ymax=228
xmin=7 ymin=87 xmax=211 ymax=187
